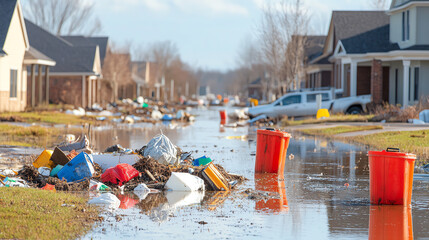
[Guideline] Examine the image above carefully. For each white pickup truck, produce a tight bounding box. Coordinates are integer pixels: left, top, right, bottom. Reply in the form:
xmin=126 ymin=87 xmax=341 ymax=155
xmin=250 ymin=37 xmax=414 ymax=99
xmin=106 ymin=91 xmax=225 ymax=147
xmin=248 ymin=90 xmax=371 ymax=119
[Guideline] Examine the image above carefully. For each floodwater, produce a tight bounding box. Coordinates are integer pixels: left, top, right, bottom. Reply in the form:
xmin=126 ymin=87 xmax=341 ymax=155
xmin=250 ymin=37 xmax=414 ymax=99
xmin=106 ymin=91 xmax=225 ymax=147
xmin=83 ymin=108 xmax=429 ymax=240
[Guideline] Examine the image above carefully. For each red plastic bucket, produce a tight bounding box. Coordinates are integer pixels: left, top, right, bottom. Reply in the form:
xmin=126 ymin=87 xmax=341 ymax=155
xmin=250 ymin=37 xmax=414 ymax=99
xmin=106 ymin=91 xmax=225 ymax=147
xmin=219 ymin=110 xmax=227 ymax=121
xmin=368 ymin=148 xmax=416 ymax=206
xmin=254 ymin=173 xmax=288 ymax=213
xmin=255 ymin=129 xmax=291 ymax=174
xmin=369 ymin=205 xmax=413 ymax=239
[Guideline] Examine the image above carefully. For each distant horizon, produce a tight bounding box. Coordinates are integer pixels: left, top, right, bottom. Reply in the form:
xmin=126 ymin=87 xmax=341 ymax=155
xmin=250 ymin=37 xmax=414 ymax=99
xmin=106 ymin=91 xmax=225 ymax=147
xmin=90 ymin=0 xmax=383 ymax=71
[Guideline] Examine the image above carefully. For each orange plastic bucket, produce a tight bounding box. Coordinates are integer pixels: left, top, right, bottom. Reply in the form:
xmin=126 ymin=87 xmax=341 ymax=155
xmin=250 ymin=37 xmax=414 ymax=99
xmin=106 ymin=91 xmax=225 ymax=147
xmin=255 ymin=129 xmax=291 ymax=174
xmin=219 ymin=110 xmax=227 ymax=121
xmin=368 ymin=148 xmax=416 ymax=206
xmin=369 ymin=205 xmax=413 ymax=240
xmin=254 ymin=173 xmax=288 ymax=213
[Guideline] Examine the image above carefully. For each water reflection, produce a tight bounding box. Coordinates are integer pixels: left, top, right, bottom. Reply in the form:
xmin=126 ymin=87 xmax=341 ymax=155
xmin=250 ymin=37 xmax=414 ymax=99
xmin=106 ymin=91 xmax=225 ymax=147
xmin=254 ymin=173 xmax=288 ymax=213
xmin=117 ymin=194 xmax=140 ymax=209
xmin=369 ymin=206 xmax=413 ymax=240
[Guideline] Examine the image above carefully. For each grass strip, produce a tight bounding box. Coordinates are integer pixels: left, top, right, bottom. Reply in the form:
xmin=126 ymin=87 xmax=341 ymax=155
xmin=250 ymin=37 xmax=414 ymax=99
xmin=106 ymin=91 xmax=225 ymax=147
xmin=0 ymin=124 xmax=83 ymax=148
xmin=0 ymin=187 xmax=100 ymax=240
xmin=297 ymin=126 xmax=429 ymax=164
xmin=0 ymin=111 xmax=96 ymax=125
xmin=352 ymin=130 xmax=429 ymax=164
xmin=281 ymin=114 xmax=375 ymax=126
xmin=298 ymin=125 xmax=383 ymax=137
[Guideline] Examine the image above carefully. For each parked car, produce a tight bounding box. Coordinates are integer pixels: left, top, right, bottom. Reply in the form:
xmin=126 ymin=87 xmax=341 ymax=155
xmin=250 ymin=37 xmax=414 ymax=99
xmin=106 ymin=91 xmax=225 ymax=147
xmin=248 ymin=90 xmax=370 ymax=119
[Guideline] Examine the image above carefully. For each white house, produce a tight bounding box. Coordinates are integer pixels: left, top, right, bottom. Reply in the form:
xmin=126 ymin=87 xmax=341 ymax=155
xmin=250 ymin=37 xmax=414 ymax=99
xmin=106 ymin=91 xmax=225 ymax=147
xmin=0 ymin=0 xmax=29 ymax=112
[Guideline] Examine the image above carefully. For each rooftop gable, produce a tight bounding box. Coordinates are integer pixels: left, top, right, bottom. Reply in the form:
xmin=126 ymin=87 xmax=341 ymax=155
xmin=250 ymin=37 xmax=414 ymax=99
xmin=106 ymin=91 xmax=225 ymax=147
xmin=25 ymin=19 xmax=99 ymax=75
xmin=61 ymin=35 xmax=108 ymax=66
xmin=322 ymin=11 xmax=389 ymax=55
xmin=0 ymin=0 xmax=16 ymax=54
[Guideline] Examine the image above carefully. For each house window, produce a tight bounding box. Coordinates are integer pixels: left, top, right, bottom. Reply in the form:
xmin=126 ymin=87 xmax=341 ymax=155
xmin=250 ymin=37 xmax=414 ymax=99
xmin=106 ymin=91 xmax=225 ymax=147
xmin=414 ymin=67 xmax=419 ymax=101
xmin=9 ymin=69 xmax=18 ymax=98
xmin=402 ymin=10 xmax=410 ymax=41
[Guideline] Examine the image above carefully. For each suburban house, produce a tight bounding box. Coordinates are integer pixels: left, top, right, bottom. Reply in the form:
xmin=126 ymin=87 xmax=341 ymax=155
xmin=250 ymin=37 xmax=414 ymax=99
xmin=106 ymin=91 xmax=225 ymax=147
xmin=248 ymin=77 xmax=263 ymax=100
xmin=0 ymin=0 xmax=29 ymax=112
xmin=304 ymin=35 xmax=332 ymax=89
xmin=131 ymin=61 xmax=147 ymax=99
xmin=25 ymin=19 xmax=103 ymax=108
xmin=311 ymin=1 xmax=429 ymax=106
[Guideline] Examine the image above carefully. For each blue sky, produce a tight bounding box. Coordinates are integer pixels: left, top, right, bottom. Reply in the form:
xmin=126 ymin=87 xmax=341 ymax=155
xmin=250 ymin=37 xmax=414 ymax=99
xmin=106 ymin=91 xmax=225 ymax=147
xmin=93 ymin=0 xmax=376 ymax=71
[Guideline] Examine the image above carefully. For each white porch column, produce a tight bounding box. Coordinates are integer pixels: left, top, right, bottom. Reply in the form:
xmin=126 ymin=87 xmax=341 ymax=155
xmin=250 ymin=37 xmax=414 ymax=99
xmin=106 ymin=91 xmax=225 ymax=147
xmin=340 ymin=62 xmax=345 ymax=91
xmin=88 ymin=78 xmax=92 ymax=107
xmin=350 ymin=60 xmax=357 ymax=97
xmin=402 ymin=60 xmax=410 ymax=107
xmin=82 ymin=76 xmax=86 ymax=107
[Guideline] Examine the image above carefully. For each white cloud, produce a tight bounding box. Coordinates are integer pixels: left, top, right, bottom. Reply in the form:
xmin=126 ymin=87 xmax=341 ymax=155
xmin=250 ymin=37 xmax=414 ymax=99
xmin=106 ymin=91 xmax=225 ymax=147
xmin=142 ymin=0 xmax=170 ymax=12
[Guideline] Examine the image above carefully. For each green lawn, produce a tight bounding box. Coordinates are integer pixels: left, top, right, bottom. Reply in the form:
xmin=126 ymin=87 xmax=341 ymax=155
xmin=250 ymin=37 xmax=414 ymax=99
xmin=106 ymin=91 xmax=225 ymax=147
xmin=0 ymin=187 xmax=100 ymax=240
xmin=0 ymin=111 xmax=96 ymax=125
xmin=299 ymin=125 xmax=384 ymax=137
xmin=281 ymin=114 xmax=375 ymax=126
xmin=352 ymin=130 xmax=429 ymax=164
xmin=0 ymin=124 xmax=82 ymax=148
xmin=297 ymin=126 xmax=429 ymax=165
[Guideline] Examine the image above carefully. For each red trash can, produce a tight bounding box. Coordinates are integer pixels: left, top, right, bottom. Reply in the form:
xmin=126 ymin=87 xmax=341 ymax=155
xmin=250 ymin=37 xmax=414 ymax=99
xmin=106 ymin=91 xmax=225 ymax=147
xmin=219 ymin=110 xmax=227 ymax=121
xmin=368 ymin=148 xmax=416 ymax=206
xmin=255 ymin=129 xmax=291 ymax=174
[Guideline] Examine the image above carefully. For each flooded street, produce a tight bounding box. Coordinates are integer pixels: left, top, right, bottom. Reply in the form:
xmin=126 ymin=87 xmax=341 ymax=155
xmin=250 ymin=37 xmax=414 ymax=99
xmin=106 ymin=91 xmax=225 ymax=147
xmin=84 ymin=108 xmax=429 ymax=240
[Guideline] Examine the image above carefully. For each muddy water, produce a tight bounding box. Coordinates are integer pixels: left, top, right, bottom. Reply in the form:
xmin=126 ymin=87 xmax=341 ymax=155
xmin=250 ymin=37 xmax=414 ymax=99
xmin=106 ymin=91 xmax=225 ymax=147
xmin=84 ymin=108 xmax=429 ymax=240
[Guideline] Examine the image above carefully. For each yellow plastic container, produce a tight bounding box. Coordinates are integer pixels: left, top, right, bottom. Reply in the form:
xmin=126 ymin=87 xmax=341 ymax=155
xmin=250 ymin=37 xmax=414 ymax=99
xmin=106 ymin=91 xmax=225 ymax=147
xmin=250 ymin=98 xmax=259 ymax=107
xmin=202 ymin=163 xmax=230 ymax=191
xmin=33 ymin=150 xmax=55 ymax=169
xmin=316 ymin=109 xmax=330 ymax=119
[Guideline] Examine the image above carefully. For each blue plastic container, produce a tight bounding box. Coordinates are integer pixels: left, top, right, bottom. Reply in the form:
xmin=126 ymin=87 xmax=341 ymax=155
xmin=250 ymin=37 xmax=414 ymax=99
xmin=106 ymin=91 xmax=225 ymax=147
xmin=57 ymin=152 xmax=94 ymax=182
xmin=193 ymin=156 xmax=212 ymax=166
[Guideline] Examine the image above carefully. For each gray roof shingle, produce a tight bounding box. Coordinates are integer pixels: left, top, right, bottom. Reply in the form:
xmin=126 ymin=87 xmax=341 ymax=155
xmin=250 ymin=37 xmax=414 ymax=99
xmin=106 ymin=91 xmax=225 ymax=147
xmin=341 ymin=25 xmax=400 ymax=54
xmin=61 ymin=36 xmax=108 ymax=66
xmin=25 ymin=19 xmax=98 ymax=74
xmin=0 ymin=0 xmax=17 ymax=54
xmin=392 ymin=0 xmax=428 ymax=8
xmin=332 ymin=11 xmax=390 ymax=42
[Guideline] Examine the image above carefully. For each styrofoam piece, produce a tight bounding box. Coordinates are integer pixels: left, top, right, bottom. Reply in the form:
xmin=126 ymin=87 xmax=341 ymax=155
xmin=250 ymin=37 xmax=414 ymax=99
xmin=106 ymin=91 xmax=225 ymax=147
xmin=165 ymin=172 xmax=205 ymax=192
xmin=38 ymin=167 xmax=51 ymax=177
xmin=88 ymin=193 xmax=120 ymax=209
xmin=92 ymin=154 xmax=140 ymax=172
xmin=166 ymin=191 xmax=204 ymax=208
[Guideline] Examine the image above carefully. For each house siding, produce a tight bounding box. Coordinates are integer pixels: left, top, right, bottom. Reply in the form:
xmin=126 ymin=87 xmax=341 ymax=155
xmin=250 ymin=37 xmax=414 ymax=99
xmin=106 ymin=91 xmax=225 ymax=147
xmin=389 ymin=62 xmax=404 ymax=105
xmin=416 ymin=7 xmax=429 ymax=44
xmin=0 ymin=6 xmax=27 ymax=112
xmin=390 ymin=7 xmax=418 ymax=49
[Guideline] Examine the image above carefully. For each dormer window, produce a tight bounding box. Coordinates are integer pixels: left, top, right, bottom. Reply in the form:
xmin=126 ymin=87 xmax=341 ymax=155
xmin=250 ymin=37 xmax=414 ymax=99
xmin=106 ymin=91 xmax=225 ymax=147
xmin=402 ymin=10 xmax=410 ymax=41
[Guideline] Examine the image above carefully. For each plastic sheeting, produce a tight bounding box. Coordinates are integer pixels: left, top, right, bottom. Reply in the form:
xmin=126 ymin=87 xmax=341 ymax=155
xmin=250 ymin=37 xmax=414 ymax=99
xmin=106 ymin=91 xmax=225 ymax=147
xmin=143 ymin=134 xmax=178 ymax=165
xmin=419 ymin=110 xmax=429 ymax=123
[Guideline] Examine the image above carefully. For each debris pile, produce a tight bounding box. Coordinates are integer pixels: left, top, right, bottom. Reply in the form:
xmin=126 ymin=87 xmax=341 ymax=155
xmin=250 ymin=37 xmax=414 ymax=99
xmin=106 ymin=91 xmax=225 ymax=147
xmin=1 ymin=133 xmax=246 ymax=204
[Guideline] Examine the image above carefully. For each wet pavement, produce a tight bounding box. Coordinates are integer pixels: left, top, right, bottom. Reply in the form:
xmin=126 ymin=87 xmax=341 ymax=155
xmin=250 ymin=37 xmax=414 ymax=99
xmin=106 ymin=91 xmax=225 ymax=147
xmin=78 ymin=107 xmax=429 ymax=240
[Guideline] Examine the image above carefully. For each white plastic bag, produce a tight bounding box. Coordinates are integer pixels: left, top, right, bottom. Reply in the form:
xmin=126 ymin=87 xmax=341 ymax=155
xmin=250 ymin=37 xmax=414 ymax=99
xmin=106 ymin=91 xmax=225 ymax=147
xmin=143 ymin=134 xmax=178 ymax=165
xmin=88 ymin=193 xmax=120 ymax=209
xmin=151 ymin=110 xmax=163 ymax=120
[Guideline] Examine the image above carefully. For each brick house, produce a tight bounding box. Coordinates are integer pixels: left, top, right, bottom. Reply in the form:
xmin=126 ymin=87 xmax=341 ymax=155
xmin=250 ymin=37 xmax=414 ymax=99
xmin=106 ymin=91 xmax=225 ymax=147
xmin=25 ymin=20 xmax=103 ymax=108
xmin=316 ymin=1 xmax=429 ymax=106
xmin=304 ymin=36 xmax=332 ymax=89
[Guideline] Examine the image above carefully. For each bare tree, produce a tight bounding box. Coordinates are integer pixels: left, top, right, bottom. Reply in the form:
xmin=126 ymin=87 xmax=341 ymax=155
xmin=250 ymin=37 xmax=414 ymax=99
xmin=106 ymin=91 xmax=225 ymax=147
xmin=23 ymin=0 xmax=102 ymax=36
xmin=134 ymin=41 xmax=198 ymax=101
xmin=102 ymin=43 xmax=132 ymax=102
xmin=257 ymin=0 xmax=310 ymax=99
xmin=369 ymin=0 xmax=390 ymax=10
